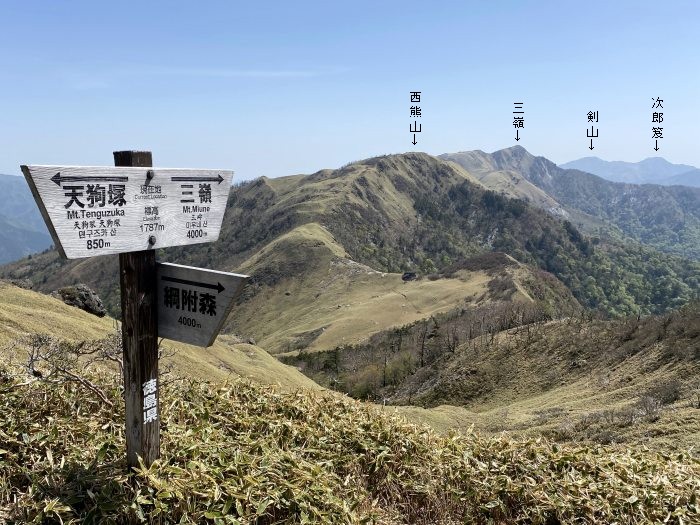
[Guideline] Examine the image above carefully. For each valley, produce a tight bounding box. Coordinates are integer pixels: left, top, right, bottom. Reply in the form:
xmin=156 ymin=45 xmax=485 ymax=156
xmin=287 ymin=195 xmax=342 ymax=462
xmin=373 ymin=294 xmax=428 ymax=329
xmin=2 ymin=146 xmax=698 ymax=450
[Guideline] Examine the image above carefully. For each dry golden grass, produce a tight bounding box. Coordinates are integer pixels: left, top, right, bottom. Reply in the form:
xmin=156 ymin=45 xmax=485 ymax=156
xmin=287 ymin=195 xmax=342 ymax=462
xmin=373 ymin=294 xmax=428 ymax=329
xmin=3 ymin=277 xmax=698 ymax=458
xmin=0 ymin=281 xmax=113 ymax=345
xmin=232 ymin=223 xmax=534 ymax=356
xmin=390 ymin=310 xmax=700 ymax=451
xmin=0 ymin=281 xmax=316 ymax=392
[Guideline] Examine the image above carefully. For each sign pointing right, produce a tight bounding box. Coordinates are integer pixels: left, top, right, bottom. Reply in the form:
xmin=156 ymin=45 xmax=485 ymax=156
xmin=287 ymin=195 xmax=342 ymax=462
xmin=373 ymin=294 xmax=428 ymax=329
xmin=157 ymin=262 xmax=248 ymax=347
xmin=171 ymin=174 xmax=225 ymax=184
xmin=162 ymin=275 xmax=226 ymax=293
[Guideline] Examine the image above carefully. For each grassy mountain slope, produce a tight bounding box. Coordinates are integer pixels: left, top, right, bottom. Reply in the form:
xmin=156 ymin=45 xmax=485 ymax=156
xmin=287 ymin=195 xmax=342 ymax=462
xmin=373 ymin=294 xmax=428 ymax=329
xmin=440 ymin=151 xmax=570 ymax=217
xmin=439 ymin=152 xmax=611 ymax=234
xmin=0 ymin=277 xmax=478 ymax=434
xmin=386 ymin=302 xmax=700 ymax=450
xmin=0 ymin=281 xmax=317 ymax=391
xmin=277 ymin=251 xmax=700 ymax=450
xmin=2 ymin=358 xmax=699 ymax=523
xmin=231 ymin=222 xmax=566 ymax=356
xmin=283 ymin=252 xmax=579 ymax=395
xmin=2 ymin=151 xmax=698 ymax=322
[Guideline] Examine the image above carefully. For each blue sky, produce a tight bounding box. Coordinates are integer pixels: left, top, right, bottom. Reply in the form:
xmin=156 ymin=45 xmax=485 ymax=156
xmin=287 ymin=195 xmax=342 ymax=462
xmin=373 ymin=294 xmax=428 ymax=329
xmin=1 ymin=1 xmax=698 ymax=180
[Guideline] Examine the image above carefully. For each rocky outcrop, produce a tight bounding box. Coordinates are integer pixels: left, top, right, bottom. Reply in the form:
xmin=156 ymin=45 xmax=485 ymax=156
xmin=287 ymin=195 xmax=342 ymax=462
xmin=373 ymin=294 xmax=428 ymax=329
xmin=51 ymin=284 xmax=106 ymax=317
xmin=2 ymin=278 xmax=33 ymax=289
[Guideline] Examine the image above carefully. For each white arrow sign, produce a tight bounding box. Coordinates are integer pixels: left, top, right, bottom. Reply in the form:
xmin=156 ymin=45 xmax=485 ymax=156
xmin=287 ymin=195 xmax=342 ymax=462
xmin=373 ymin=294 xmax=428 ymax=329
xmin=156 ymin=262 xmax=248 ymax=347
xmin=21 ymin=165 xmax=234 ymax=258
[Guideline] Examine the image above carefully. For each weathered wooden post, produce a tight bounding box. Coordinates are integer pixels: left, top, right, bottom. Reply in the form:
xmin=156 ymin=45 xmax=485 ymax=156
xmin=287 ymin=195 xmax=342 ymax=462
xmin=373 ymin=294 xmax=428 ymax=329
xmin=113 ymin=150 xmax=159 ymax=468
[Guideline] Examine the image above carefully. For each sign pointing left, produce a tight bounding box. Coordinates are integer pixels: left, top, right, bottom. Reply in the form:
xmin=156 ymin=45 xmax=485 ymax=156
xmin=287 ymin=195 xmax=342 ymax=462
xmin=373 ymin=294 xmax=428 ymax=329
xmin=51 ymin=172 xmax=130 ymax=186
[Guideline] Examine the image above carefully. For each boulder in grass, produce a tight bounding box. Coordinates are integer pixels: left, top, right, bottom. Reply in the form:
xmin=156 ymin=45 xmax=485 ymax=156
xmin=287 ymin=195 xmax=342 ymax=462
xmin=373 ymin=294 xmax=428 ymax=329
xmin=51 ymin=283 xmax=107 ymax=317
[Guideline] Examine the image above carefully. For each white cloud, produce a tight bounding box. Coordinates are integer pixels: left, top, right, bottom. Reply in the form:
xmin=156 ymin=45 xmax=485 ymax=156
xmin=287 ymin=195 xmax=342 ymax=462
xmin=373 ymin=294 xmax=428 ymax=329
xmin=59 ymin=64 xmax=348 ymax=90
xmin=148 ymin=67 xmax=326 ymax=78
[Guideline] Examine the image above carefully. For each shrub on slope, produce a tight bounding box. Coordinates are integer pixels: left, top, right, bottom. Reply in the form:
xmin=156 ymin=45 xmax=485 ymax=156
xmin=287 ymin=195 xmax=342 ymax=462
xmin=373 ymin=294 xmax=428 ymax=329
xmin=1 ymin=363 xmax=698 ymax=524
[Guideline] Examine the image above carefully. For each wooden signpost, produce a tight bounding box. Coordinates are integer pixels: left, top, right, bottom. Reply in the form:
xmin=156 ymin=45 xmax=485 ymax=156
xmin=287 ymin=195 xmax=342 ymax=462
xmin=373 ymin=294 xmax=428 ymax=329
xmin=22 ymin=150 xmax=243 ymax=470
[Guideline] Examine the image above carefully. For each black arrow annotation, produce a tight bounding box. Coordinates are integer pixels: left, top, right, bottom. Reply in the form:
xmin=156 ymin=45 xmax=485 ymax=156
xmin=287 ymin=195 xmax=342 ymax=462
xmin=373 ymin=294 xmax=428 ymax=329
xmin=589 ymin=139 xmax=594 ymax=151
xmin=171 ymin=174 xmax=224 ymax=184
xmin=412 ymin=134 xmax=417 ymax=145
xmin=161 ymin=275 xmax=225 ymax=293
xmin=654 ymin=140 xmax=660 ymax=152
xmin=51 ymin=172 xmax=129 ymax=186
xmin=515 ymin=130 xmax=520 ymax=142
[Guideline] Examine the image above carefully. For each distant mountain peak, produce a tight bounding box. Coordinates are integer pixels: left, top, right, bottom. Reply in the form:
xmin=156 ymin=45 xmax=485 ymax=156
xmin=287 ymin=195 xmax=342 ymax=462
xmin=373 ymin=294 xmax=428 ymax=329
xmin=491 ymin=144 xmax=532 ymax=159
xmin=560 ymin=156 xmax=698 ymax=186
xmin=498 ymin=144 xmax=528 ymax=154
xmin=637 ymin=157 xmax=678 ymax=168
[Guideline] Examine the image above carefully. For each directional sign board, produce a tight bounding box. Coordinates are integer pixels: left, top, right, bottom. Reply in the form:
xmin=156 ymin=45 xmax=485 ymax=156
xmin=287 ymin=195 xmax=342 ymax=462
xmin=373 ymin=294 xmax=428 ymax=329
xmin=21 ymin=165 xmax=234 ymax=258
xmin=156 ymin=262 xmax=248 ymax=347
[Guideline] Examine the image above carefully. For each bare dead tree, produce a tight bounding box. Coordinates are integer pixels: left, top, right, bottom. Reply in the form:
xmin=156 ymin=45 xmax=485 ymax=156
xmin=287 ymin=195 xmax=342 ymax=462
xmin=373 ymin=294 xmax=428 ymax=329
xmin=382 ymin=351 xmax=388 ymax=388
xmin=6 ymin=333 xmax=115 ymax=406
xmin=445 ymin=325 xmax=459 ymax=354
xmin=3 ymin=322 xmax=181 ymax=403
xmin=395 ymin=329 xmax=403 ymax=354
xmin=418 ymin=321 xmax=429 ymax=368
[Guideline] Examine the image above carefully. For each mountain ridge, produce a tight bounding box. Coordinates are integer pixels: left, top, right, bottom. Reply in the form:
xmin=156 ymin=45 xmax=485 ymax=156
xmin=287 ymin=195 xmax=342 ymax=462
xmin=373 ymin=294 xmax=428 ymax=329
xmin=0 ymin=174 xmax=53 ymax=263
xmin=560 ymin=156 xmax=699 ymax=187
xmin=1 ymin=148 xmax=698 ymax=325
xmin=442 ymin=147 xmax=700 ymax=261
